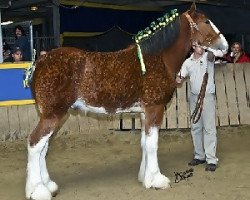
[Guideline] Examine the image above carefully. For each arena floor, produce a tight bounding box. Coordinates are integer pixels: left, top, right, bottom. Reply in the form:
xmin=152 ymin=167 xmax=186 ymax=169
xmin=0 ymin=125 xmax=250 ymax=200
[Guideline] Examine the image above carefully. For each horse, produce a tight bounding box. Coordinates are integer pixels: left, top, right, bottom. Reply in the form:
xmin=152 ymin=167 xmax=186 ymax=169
xmin=25 ymin=3 xmax=228 ymax=200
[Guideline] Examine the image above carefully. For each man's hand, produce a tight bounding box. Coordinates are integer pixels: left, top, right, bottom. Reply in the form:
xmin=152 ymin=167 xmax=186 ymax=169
xmin=207 ymin=51 xmax=215 ymax=62
xmin=176 ymin=76 xmax=184 ymax=84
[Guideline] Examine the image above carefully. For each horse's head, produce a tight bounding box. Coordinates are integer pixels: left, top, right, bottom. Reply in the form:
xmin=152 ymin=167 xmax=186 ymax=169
xmin=185 ymin=3 xmax=228 ymax=52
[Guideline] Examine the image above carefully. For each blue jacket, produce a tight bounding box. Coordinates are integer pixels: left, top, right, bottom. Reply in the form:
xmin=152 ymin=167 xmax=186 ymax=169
xmin=14 ymin=36 xmax=31 ymax=61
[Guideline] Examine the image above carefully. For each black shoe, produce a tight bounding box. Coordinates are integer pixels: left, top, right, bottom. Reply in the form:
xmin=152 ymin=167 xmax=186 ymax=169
xmin=205 ymin=163 xmax=217 ymax=172
xmin=188 ymin=159 xmax=206 ymax=166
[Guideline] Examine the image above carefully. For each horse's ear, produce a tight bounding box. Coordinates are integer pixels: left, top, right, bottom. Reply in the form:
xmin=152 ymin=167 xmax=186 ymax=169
xmin=189 ymin=2 xmax=196 ymax=14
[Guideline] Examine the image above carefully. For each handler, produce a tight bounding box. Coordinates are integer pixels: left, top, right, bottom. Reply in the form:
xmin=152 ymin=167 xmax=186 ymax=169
xmin=176 ymin=42 xmax=226 ymax=172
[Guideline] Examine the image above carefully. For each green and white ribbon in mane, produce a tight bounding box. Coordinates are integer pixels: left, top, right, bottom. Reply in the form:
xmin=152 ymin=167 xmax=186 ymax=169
xmin=133 ymin=9 xmax=179 ymax=74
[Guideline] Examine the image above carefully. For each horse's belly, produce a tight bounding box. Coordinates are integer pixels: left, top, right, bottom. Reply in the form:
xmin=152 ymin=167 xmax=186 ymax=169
xmin=71 ymin=99 xmax=143 ymax=114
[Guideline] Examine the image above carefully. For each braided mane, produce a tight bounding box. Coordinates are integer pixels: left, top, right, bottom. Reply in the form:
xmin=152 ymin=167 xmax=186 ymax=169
xmin=134 ymin=9 xmax=180 ymax=55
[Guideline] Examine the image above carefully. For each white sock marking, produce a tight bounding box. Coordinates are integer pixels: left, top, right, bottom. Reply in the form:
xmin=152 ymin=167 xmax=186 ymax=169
xmin=26 ymin=132 xmax=53 ymax=200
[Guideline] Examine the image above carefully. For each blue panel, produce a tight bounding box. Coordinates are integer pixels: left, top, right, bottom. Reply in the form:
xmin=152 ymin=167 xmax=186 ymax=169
xmin=0 ymin=68 xmax=33 ymax=101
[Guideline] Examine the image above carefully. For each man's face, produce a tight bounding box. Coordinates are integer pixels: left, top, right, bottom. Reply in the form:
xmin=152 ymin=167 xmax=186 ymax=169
xmin=15 ymin=28 xmax=22 ymax=38
xmin=231 ymin=44 xmax=241 ymax=54
xmin=12 ymin=50 xmax=23 ymax=62
xmin=40 ymin=51 xmax=47 ymax=56
xmin=193 ymin=45 xmax=204 ymax=55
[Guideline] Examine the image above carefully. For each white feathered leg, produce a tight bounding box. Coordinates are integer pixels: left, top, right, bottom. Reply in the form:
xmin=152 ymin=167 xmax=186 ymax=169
xmin=26 ymin=132 xmax=52 ymax=200
xmin=143 ymin=127 xmax=170 ymax=189
xmin=40 ymin=139 xmax=58 ymax=196
xmin=138 ymin=113 xmax=146 ymax=182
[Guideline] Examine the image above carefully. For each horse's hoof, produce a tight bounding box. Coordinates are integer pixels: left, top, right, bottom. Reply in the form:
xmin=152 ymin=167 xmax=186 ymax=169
xmin=143 ymin=173 xmax=170 ymax=189
xmin=46 ymin=181 xmax=59 ymax=197
xmin=30 ymin=184 xmax=52 ymax=200
xmin=151 ymin=173 xmax=170 ymax=189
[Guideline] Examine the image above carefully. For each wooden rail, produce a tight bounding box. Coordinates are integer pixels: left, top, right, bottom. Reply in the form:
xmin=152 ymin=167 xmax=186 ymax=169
xmin=0 ymin=63 xmax=249 ymax=141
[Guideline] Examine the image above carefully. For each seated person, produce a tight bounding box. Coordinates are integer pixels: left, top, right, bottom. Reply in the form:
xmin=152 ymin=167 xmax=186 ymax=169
xmin=3 ymin=39 xmax=11 ymax=62
xmin=224 ymin=42 xmax=250 ymax=63
xmin=39 ymin=50 xmax=47 ymax=57
xmin=5 ymin=47 xmax=23 ymax=62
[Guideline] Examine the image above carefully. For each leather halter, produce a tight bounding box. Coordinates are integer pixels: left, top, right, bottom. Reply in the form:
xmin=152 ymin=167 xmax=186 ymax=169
xmin=184 ymin=12 xmax=199 ymax=33
xmin=184 ymin=12 xmax=220 ymax=47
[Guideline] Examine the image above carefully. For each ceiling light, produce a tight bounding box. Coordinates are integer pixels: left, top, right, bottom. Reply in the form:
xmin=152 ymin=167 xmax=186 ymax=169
xmin=30 ymin=6 xmax=38 ymax=11
xmin=1 ymin=21 xmax=13 ymax=25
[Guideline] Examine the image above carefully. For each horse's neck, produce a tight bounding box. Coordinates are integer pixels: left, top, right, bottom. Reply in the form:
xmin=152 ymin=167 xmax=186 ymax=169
xmin=161 ymin=15 xmax=191 ymax=76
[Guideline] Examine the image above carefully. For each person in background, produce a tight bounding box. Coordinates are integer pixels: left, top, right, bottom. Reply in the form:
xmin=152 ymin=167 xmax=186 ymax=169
xmin=39 ymin=50 xmax=47 ymax=57
xmin=5 ymin=47 xmax=23 ymax=62
xmin=12 ymin=47 xmax=23 ymax=62
xmin=3 ymin=39 xmax=11 ymax=62
xmin=224 ymin=42 xmax=250 ymax=63
xmin=13 ymin=25 xmax=31 ymax=61
xmin=176 ymin=42 xmax=226 ymax=172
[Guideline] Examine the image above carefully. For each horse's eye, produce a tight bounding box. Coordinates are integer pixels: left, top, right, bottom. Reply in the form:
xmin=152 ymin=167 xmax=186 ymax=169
xmin=205 ymin=19 xmax=210 ymax=24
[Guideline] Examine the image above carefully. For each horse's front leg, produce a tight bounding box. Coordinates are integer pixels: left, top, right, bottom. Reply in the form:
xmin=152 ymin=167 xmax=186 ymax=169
xmin=140 ymin=105 xmax=170 ymax=189
xmin=138 ymin=113 xmax=146 ymax=182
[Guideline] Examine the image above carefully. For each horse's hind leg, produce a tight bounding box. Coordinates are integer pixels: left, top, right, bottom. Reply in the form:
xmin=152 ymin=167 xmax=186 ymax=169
xmin=26 ymin=115 xmax=64 ymax=200
xmin=40 ymin=136 xmax=58 ymax=197
xmin=140 ymin=105 xmax=170 ymax=189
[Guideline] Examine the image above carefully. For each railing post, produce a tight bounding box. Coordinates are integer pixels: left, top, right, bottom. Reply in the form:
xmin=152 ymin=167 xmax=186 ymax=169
xmin=52 ymin=0 xmax=60 ymax=47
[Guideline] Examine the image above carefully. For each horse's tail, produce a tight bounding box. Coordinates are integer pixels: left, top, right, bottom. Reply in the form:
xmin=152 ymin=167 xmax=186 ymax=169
xmin=23 ymin=61 xmax=36 ymax=88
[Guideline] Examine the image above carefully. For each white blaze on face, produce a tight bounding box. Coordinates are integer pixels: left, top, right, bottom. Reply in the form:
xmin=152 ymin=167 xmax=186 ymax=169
xmin=209 ymin=20 xmax=229 ymax=52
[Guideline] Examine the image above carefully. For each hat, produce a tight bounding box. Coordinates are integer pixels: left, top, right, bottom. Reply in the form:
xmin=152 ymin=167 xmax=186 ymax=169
xmin=12 ymin=46 xmax=22 ymax=54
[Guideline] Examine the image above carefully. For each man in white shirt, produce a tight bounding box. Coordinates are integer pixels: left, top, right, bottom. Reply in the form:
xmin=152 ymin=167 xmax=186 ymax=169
xmin=176 ymin=43 xmax=225 ymax=172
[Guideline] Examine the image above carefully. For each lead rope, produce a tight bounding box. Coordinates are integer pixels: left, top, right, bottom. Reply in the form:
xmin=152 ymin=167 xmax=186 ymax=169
xmin=183 ymin=12 xmax=215 ymax=124
xmin=184 ymin=12 xmax=208 ymax=124
xmin=190 ymin=70 xmax=208 ymax=124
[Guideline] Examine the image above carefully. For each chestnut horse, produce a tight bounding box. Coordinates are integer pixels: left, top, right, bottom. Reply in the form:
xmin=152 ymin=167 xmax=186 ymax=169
xmin=26 ymin=3 xmax=228 ymax=200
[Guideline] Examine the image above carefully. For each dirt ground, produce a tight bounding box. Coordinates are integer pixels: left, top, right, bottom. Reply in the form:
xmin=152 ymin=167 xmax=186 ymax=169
xmin=0 ymin=125 xmax=250 ymax=200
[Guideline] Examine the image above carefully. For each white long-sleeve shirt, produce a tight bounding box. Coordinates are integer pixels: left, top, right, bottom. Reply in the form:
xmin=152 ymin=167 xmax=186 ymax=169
xmin=179 ymin=52 xmax=215 ymax=95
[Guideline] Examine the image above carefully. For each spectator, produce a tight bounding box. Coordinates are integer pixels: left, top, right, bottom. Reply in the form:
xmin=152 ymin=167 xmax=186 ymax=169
xmin=3 ymin=39 xmax=11 ymax=62
xmin=38 ymin=45 xmax=59 ymax=59
xmin=39 ymin=50 xmax=47 ymax=57
xmin=224 ymin=42 xmax=250 ymax=63
xmin=5 ymin=47 xmax=23 ymax=62
xmin=13 ymin=25 xmax=31 ymax=61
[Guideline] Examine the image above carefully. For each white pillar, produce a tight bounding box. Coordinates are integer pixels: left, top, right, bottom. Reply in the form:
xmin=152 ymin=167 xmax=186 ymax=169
xmin=0 ymin=9 xmax=3 ymax=63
